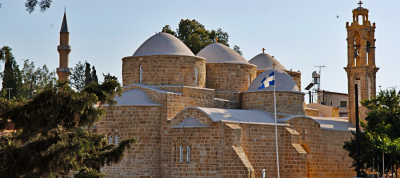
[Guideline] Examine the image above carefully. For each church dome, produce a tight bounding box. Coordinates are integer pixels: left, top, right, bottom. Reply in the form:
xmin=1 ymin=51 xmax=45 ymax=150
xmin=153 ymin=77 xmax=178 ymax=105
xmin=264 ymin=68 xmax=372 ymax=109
xmin=133 ymin=33 xmax=194 ymax=57
xmin=247 ymin=69 xmax=299 ymax=92
xmin=197 ymin=43 xmax=249 ymax=64
xmin=248 ymin=53 xmax=288 ymax=71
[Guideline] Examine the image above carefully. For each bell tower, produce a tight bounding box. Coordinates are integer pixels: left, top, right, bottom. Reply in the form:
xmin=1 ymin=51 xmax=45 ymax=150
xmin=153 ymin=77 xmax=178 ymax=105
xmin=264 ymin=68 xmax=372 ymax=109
xmin=57 ymin=11 xmax=71 ymax=81
xmin=344 ymin=1 xmax=379 ymax=125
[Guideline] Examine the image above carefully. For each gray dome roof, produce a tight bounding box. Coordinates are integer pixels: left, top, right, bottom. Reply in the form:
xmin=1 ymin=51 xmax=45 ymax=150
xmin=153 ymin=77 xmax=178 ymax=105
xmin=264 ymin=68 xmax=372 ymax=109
xmin=248 ymin=53 xmax=287 ymax=71
xmin=247 ymin=69 xmax=299 ymax=92
xmin=133 ymin=33 xmax=194 ymax=57
xmin=111 ymin=89 xmax=161 ymax=106
xmin=197 ymin=43 xmax=249 ymax=64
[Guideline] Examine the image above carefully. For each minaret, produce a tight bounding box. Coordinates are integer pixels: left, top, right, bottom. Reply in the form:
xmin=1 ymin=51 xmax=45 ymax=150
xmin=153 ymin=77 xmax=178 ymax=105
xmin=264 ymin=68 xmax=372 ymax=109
xmin=344 ymin=1 xmax=379 ymax=125
xmin=57 ymin=11 xmax=71 ymax=81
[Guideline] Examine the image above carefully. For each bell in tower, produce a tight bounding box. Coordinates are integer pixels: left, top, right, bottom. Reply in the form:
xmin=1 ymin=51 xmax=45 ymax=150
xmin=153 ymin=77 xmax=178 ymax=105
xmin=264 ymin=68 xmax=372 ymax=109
xmin=344 ymin=1 xmax=379 ymax=125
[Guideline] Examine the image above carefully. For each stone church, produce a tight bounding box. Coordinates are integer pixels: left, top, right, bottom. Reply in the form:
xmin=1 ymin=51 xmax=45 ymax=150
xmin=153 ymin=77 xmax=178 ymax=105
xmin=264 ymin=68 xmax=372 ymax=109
xmin=54 ymin=2 xmax=378 ymax=178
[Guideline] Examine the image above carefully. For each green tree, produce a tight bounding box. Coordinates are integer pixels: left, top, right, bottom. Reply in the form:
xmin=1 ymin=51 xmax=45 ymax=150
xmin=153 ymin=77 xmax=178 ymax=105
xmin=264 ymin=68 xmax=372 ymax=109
xmin=21 ymin=59 xmax=57 ymax=98
xmin=233 ymin=45 xmax=243 ymax=56
xmin=161 ymin=25 xmax=176 ymax=36
xmin=70 ymin=61 xmax=99 ymax=91
xmin=25 ymin=0 xmax=52 ymax=13
xmin=0 ymin=46 xmax=24 ymax=100
xmin=70 ymin=61 xmax=85 ymax=91
xmin=343 ymin=89 xmax=400 ymax=177
xmin=162 ymin=19 xmax=241 ymax=54
xmin=0 ymin=77 xmax=135 ymax=177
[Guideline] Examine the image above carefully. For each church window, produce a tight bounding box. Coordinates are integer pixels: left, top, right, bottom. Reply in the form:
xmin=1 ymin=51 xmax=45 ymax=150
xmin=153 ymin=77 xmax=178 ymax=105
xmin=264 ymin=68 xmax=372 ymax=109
xmin=139 ymin=65 xmax=143 ymax=83
xmin=179 ymin=145 xmax=183 ymax=163
xmin=115 ymin=135 xmax=119 ymax=145
xmin=109 ymin=135 xmax=113 ymax=145
xmin=195 ymin=67 xmax=198 ymax=86
xmin=187 ymin=145 xmax=191 ymax=163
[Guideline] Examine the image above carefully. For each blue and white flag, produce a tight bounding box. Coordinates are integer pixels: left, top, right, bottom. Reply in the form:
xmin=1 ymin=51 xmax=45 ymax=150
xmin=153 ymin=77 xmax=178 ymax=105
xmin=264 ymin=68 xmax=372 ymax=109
xmin=258 ymin=71 xmax=275 ymax=90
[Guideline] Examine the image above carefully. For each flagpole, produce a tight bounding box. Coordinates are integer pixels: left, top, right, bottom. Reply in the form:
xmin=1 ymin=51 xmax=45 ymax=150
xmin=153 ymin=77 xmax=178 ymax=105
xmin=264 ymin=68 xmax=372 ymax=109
xmin=273 ymin=63 xmax=280 ymax=178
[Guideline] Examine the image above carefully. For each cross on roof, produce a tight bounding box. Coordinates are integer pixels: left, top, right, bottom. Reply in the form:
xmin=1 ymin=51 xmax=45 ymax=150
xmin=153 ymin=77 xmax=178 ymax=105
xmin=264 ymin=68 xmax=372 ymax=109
xmin=262 ymin=48 xmax=265 ymax=53
xmin=358 ymin=1 xmax=363 ymax=7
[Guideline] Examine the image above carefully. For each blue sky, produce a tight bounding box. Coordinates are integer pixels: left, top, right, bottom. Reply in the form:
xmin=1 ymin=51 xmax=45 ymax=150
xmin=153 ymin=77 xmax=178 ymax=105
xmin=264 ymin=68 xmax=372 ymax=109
xmin=1 ymin=0 xmax=400 ymax=95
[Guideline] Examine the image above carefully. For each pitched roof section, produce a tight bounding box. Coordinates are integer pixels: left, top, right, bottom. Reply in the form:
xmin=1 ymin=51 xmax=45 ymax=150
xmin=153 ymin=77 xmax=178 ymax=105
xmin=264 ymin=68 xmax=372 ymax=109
xmin=60 ymin=12 xmax=69 ymax=32
xmin=171 ymin=117 xmax=210 ymax=128
xmin=192 ymin=107 xmax=288 ymax=125
xmin=105 ymin=89 xmax=161 ymax=106
xmin=133 ymin=33 xmax=195 ymax=57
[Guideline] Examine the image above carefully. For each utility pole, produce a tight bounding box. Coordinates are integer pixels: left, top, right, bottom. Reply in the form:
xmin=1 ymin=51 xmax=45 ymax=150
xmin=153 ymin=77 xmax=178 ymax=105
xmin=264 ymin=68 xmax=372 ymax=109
xmin=314 ymin=65 xmax=325 ymax=90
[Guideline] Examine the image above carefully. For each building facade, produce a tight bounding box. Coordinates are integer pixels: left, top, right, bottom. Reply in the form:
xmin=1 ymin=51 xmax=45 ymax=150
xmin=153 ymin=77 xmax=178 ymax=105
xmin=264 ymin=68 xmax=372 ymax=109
xmin=95 ymin=33 xmax=356 ymax=178
xmin=54 ymin=3 xmax=382 ymax=178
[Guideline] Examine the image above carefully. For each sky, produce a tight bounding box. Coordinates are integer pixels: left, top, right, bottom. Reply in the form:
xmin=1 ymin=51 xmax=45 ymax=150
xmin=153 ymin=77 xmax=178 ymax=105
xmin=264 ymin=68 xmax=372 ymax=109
xmin=1 ymin=0 xmax=400 ymax=96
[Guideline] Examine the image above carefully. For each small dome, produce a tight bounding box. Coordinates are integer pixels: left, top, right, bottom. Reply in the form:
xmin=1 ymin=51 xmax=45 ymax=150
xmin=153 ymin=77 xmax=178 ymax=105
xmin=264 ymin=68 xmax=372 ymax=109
xmin=248 ymin=53 xmax=287 ymax=71
xmin=111 ymin=89 xmax=161 ymax=106
xmin=133 ymin=33 xmax=194 ymax=57
xmin=197 ymin=43 xmax=249 ymax=64
xmin=247 ymin=69 xmax=299 ymax=92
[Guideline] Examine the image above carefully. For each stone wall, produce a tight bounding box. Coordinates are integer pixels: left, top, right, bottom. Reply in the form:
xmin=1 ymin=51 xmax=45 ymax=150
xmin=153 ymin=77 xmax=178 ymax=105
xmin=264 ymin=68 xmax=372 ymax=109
xmin=96 ymin=105 xmax=162 ymax=177
xmin=161 ymin=108 xmax=223 ymax=177
xmin=215 ymin=91 xmax=241 ymax=102
xmin=305 ymin=108 xmax=319 ymax=117
xmin=287 ymin=70 xmax=301 ymax=91
xmin=206 ymin=63 xmax=257 ymax=92
xmin=242 ymin=91 xmax=305 ymax=115
xmin=213 ymin=98 xmax=240 ymax=109
xmin=122 ymin=55 xmax=206 ymax=87
xmin=284 ymin=116 xmax=354 ymax=178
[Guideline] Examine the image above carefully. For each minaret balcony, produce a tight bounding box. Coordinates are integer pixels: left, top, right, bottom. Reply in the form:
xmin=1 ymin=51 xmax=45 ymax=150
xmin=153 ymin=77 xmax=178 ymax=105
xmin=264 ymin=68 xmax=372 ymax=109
xmin=57 ymin=68 xmax=71 ymax=72
xmin=57 ymin=45 xmax=71 ymax=50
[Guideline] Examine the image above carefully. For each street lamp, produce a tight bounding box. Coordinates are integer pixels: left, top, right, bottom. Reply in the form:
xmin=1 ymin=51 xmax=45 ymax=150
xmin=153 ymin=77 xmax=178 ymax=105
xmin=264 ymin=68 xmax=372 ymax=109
xmin=3 ymin=88 xmax=13 ymax=100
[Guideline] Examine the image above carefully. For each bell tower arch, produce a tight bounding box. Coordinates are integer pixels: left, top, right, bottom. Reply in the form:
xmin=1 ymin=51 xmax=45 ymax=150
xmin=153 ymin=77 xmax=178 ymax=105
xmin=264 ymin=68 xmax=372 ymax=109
xmin=344 ymin=1 xmax=379 ymax=125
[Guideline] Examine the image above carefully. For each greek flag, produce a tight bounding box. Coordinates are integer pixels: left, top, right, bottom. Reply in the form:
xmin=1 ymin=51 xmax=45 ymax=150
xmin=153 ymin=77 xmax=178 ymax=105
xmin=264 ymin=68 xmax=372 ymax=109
xmin=258 ymin=71 xmax=274 ymax=90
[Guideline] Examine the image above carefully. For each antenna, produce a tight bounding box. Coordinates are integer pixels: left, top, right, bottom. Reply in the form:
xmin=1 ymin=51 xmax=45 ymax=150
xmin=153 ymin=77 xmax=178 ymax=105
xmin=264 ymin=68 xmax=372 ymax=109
xmin=314 ymin=65 xmax=325 ymax=90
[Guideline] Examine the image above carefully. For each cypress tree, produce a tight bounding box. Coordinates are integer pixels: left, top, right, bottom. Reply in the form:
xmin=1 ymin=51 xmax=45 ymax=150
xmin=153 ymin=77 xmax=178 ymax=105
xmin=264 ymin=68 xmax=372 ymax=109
xmin=0 ymin=46 xmax=23 ymax=99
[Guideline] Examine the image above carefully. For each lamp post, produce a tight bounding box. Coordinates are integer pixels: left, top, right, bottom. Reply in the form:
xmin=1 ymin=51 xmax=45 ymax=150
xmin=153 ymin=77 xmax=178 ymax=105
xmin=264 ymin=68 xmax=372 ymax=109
xmin=355 ymin=78 xmax=360 ymax=176
xmin=4 ymin=88 xmax=13 ymax=100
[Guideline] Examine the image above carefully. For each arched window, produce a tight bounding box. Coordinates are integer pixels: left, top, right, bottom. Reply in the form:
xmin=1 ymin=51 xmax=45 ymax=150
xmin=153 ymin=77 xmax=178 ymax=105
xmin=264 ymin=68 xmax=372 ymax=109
xmin=187 ymin=145 xmax=191 ymax=163
xmin=179 ymin=145 xmax=183 ymax=163
xmin=358 ymin=15 xmax=363 ymax=25
xmin=108 ymin=135 xmax=113 ymax=145
xmin=194 ymin=67 xmax=198 ymax=86
xmin=115 ymin=135 xmax=119 ymax=145
xmin=139 ymin=65 xmax=143 ymax=83
xmin=248 ymin=75 xmax=251 ymax=86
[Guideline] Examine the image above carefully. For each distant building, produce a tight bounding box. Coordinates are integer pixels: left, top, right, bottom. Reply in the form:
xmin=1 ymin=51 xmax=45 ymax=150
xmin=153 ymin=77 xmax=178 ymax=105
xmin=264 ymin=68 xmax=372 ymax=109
xmin=317 ymin=90 xmax=348 ymax=117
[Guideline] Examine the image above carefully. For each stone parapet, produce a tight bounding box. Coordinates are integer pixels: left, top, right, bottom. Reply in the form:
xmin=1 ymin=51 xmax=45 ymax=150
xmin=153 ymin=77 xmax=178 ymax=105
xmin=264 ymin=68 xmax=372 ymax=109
xmin=206 ymin=63 xmax=257 ymax=92
xmin=242 ymin=91 xmax=305 ymax=115
xmin=122 ymin=55 xmax=206 ymax=87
